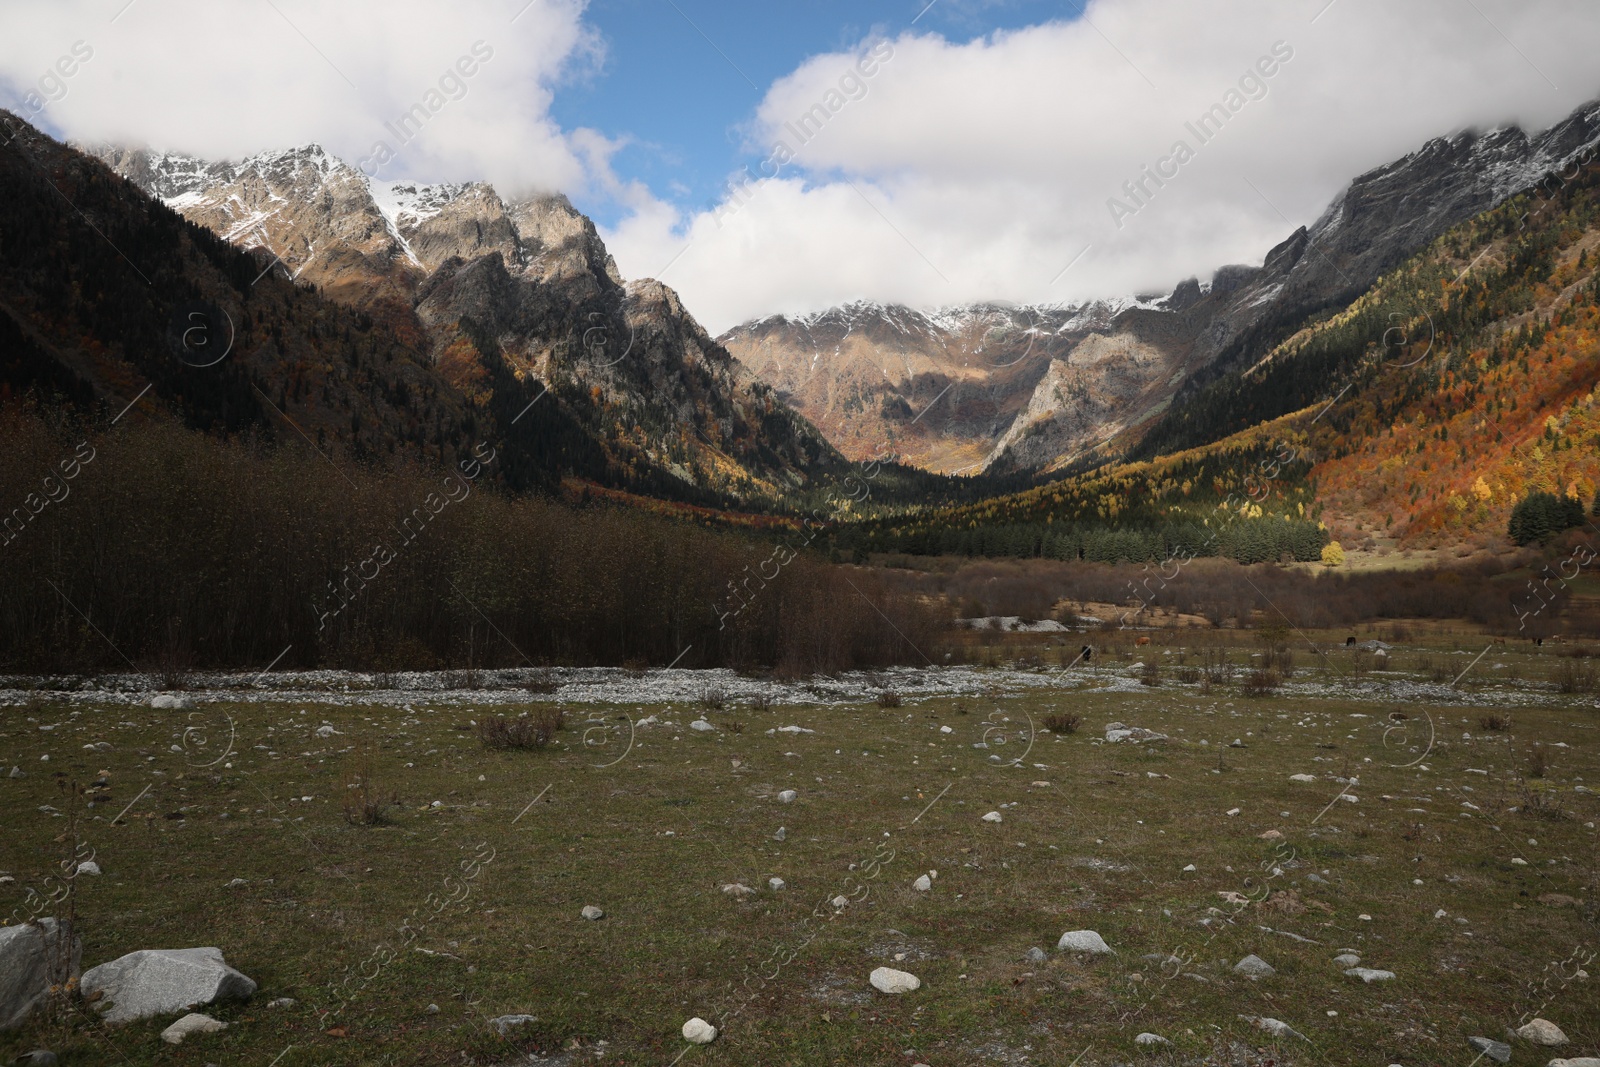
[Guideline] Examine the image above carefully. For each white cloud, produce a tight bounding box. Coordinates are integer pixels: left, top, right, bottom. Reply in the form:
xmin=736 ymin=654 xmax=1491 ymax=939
xmin=0 ymin=0 xmax=599 ymax=196
xmin=603 ymin=0 xmax=1600 ymax=332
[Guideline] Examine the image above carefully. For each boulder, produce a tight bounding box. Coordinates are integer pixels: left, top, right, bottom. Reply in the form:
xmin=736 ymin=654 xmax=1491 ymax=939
xmin=682 ymin=1017 xmax=717 ymax=1044
xmin=1517 ymin=1019 xmax=1568 ymax=1046
xmin=580 ymin=906 xmax=604 ymax=921
xmin=1332 ymin=953 xmax=1361 ymax=967
xmin=1467 ymin=1037 xmax=1511 ymax=1063
xmin=0 ymin=919 xmax=81 ymax=1031
xmin=490 ymin=1014 xmax=536 ymax=1036
xmin=1547 ymin=1059 xmax=1600 ymax=1067
xmin=1056 ymin=930 xmax=1113 ymax=955
xmin=777 ymin=790 xmax=797 ymax=803
xmin=869 ymin=967 xmax=921 ymax=994
xmin=1135 ymin=1033 xmax=1171 ymax=1046
xmin=912 ymin=875 xmax=932 ymax=892
xmin=1240 ymin=1015 xmax=1307 ymax=1041
xmin=80 ymin=947 xmax=256 ymax=1023
xmin=1104 ymin=722 xmax=1168 ymax=743
xmin=160 ymin=1012 xmax=226 ymax=1045
xmin=1233 ymin=954 xmax=1275 ymax=978
xmin=13 ymin=1052 xmax=56 ymax=1066
xmin=1345 ymin=967 xmax=1396 ymax=983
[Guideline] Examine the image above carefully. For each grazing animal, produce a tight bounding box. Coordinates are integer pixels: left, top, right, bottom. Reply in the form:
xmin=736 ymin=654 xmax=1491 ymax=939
xmin=1345 ymin=636 xmax=1357 ymax=647
xmin=1535 ymin=637 xmax=1544 ymax=646
xmin=1493 ymin=637 xmax=1506 ymax=646
xmin=1080 ymin=645 xmax=1094 ymax=663
xmin=1135 ymin=636 xmax=1151 ymax=647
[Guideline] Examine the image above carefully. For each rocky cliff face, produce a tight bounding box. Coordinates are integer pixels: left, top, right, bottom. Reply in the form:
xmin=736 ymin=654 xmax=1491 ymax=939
xmin=725 ymin=97 xmax=1600 ymax=475
xmin=91 ymin=141 xmax=839 ymax=501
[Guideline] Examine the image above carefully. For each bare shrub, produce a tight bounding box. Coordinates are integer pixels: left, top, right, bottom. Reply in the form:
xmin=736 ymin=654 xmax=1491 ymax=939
xmin=1517 ymin=780 xmax=1568 ymax=820
xmin=698 ymin=687 xmax=728 ymax=711
xmin=877 ymin=690 xmax=903 ymax=708
xmin=1139 ymin=659 xmax=1161 ymax=687
xmin=1526 ymin=743 xmax=1550 ymax=779
xmin=341 ymin=744 xmax=398 ymax=825
xmin=1042 ymin=712 xmax=1080 ymax=734
xmin=477 ymin=710 xmax=563 ymax=749
xmin=521 ymin=667 xmax=558 ymax=694
xmin=1175 ymin=665 xmax=1201 ymax=684
xmin=1240 ymin=668 xmax=1282 ymax=697
xmin=725 ymin=720 xmax=745 ymax=734
xmin=1552 ymin=657 xmax=1599 ymax=694
xmin=749 ymin=692 xmax=773 ymax=712
xmin=1479 ymin=713 xmax=1512 ymax=732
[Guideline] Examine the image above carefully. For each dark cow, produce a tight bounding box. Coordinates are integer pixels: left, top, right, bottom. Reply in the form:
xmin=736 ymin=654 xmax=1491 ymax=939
xmin=1345 ymin=636 xmax=1357 ymax=647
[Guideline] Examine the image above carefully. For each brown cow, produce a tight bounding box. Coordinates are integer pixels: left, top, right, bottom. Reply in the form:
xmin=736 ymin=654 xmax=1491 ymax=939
xmin=1135 ymin=636 xmax=1152 ymax=647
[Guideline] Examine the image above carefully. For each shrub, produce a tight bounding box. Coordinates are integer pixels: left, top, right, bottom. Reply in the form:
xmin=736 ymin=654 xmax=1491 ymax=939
xmin=1241 ymin=668 xmax=1282 ymax=696
xmin=1478 ymin=713 xmax=1512 ymax=732
xmin=1320 ymin=541 xmax=1345 ymax=567
xmin=1042 ymin=712 xmax=1080 ymax=734
xmin=1139 ymin=660 xmax=1161 ymax=687
xmin=1526 ymin=743 xmax=1550 ymax=779
xmin=1508 ymin=491 xmax=1585 ymax=544
xmin=1175 ymin=665 xmax=1201 ymax=683
xmin=877 ymin=690 xmax=903 ymax=708
xmin=341 ymin=745 xmax=398 ymax=825
xmin=698 ymin=687 xmax=728 ymax=711
xmin=477 ymin=710 xmax=563 ymax=749
xmin=1552 ymin=657 xmax=1599 ymax=694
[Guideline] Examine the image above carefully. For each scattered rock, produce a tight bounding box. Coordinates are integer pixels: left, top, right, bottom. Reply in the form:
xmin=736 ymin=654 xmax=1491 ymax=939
xmin=982 ymin=811 xmax=1002 ymax=823
xmin=682 ymin=1017 xmax=717 ymax=1044
xmin=777 ymin=790 xmax=797 ymax=803
xmin=7 ymin=767 xmax=22 ymax=779
xmin=1233 ymin=955 xmax=1275 ymax=978
xmin=1257 ymin=829 xmax=1283 ymax=840
xmin=772 ymin=725 xmax=813 ymax=734
xmin=1344 ymin=967 xmax=1396 ymax=983
xmin=720 ymin=883 xmax=755 ymax=898
xmin=75 ymin=861 xmax=101 ymax=877
xmin=1181 ymin=864 xmax=1197 ymax=872
xmin=1289 ymin=773 xmax=1317 ymax=783
xmin=1056 ymin=930 xmax=1113 ymax=955
xmin=1025 ymin=947 xmax=1047 ymax=963
xmin=1104 ymin=722 xmax=1168 ymax=743
xmin=580 ymin=906 xmax=604 ymax=921
xmin=1225 ymin=808 xmax=1241 ymax=817
xmin=1332 ymin=953 xmax=1361 ymax=967
xmin=266 ymin=997 xmax=295 ymax=1008
xmin=1466 ymin=1037 xmax=1511 ymax=1063
xmin=0 ymin=919 xmax=81 ymax=1031
xmin=491 ymin=1014 xmax=537 ymax=1037
xmin=160 ymin=1013 xmax=226 ymax=1045
xmin=80 ymin=947 xmax=256 ymax=1023
xmin=425 ymin=1003 xmax=439 ymax=1014
xmin=1134 ymin=1033 xmax=1171 ymax=1046
xmin=869 ymin=967 xmax=921 ymax=994
xmin=912 ymin=875 xmax=932 ymax=892
xmin=1547 ymin=1059 xmax=1600 ymax=1067
xmin=831 ymin=895 xmax=848 ymax=909
xmin=13 ymin=1051 xmax=56 ymax=1066
xmin=150 ymin=694 xmax=186 ymax=709
xmin=1240 ymin=1015 xmax=1307 ymax=1041
xmin=1538 ymin=893 xmax=1579 ymax=907
xmin=768 ymin=878 xmax=786 ymax=891
xmin=314 ymin=724 xmax=340 ymax=737
xmin=1516 ymin=1019 xmax=1568 ymax=1046
xmin=689 ymin=719 xmax=715 ymax=732
xmin=226 ymin=878 xmax=248 ymax=889
xmin=774 ymin=826 xmax=787 ymax=841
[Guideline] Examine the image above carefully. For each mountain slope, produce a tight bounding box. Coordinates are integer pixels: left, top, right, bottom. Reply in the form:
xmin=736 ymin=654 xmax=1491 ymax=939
xmin=85 ymin=138 xmax=841 ymax=502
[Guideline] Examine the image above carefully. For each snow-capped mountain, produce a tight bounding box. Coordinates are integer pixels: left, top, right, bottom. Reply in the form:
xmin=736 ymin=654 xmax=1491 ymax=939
xmin=723 ymin=97 xmax=1600 ymax=476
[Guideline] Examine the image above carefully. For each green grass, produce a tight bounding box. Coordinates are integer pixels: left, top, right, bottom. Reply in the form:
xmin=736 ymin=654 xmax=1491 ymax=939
xmin=2 ymin=656 xmax=1597 ymax=1066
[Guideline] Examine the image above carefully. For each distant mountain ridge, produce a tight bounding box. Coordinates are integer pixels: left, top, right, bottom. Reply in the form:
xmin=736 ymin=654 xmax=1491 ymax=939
xmin=723 ymin=97 xmax=1600 ymax=476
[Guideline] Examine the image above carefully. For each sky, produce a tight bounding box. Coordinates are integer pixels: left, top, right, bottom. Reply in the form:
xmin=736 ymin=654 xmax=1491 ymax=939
xmin=4 ymin=0 xmax=1600 ymax=333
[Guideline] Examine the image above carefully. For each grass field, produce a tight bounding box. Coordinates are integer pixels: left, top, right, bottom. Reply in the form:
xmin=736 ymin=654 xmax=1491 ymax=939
xmin=1 ymin=636 xmax=1597 ymax=1066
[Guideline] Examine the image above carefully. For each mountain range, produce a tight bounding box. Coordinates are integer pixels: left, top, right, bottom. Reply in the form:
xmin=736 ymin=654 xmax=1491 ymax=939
xmin=721 ymin=98 xmax=1600 ymax=477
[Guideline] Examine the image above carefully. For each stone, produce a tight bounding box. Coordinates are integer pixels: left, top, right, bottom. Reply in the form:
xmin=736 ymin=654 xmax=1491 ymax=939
xmin=7 ymin=766 xmax=22 ymax=779
xmin=75 ymin=861 xmax=101 ymax=877
xmin=689 ymin=719 xmax=715 ymax=732
xmin=151 ymin=694 xmax=186 ymax=709
xmin=1467 ymin=1037 xmax=1511 ymax=1063
xmin=768 ymin=878 xmax=786 ymax=891
xmin=1025 ymin=947 xmax=1047 ymax=963
xmin=869 ymin=967 xmax=921 ymax=994
xmin=13 ymin=1052 xmax=56 ymax=1066
xmin=491 ymin=1014 xmax=537 ymax=1036
xmin=0 ymin=919 xmax=81 ymax=1031
xmin=266 ymin=997 xmax=295 ymax=1008
xmin=777 ymin=790 xmax=797 ymax=803
xmin=1516 ymin=1019 xmax=1568 ymax=1046
xmin=682 ymin=1017 xmax=717 ymax=1044
xmin=425 ymin=1003 xmax=439 ymax=1014
xmin=160 ymin=1013 xmax=226 ymax=1045
xmin=1547 ymin=1059 xmax=1600 ymax=1067
xmin=226 ymin=878 xmax=248 ymax=889
xmin=1182 ymin=863 xmax=1196 ymax=872
xmin=1240 ymin=1015 xmax=1307 ymax=1041
xmin=1289 ymin=773 xmax=1316 ymax=782
xmin=1104 ymin=722 xmax=1168 ymax=743
xmin=580 ymin=906 xmax=604 ymax=921
xmin=1332 ymin=953 xmax=1361 ymax=967
xmin=831 ymin=895 xmax=848 ymax=908
xmin=982 ymin=811 xmax=1002 ymax=823
xmin=80 ymin=947 xmax=256 ymax=1023
xmin=1345 ymin=967 xmax=1396 ymax=983
xmin=1233 ymin=954 xmax=1275 ymax=978
xmin=1257 ymin=830 xmax=1283 ymax=840
xmin=773 ymin=826 xmax=787 ymax=841
xmin=1135 ymin=1033 xmax=1171 ymax=1046
xmin=720 ymin=883 xmax=754 ymax=898
xmin=1056 ymin=930 xmax=1113 ymax=955
xmin=314 ymin=724 xmax=339 ymax=737
xmin=912 ymin=875 xmax=932 ymax=892
xmin=1225 ymin=807 xmax=1241 ymax=816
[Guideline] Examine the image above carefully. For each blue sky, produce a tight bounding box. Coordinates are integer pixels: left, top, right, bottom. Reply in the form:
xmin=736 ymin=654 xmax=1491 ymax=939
xmin=550 ymin=0 xmax=1070 ymax=227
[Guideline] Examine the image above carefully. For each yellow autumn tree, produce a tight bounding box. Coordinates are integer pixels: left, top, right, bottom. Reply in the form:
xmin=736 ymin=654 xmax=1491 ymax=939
xmin=1321 ymin=541 xmax=1345 ymax=567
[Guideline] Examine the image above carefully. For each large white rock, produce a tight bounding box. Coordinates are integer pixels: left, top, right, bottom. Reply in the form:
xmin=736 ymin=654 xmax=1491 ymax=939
xmin=869 ymin=967 xmax=921 ymax=994
xmin=1056 ymin=930 xmax=1113 ymax=955
xmin=0 ymin=919 xmax=81 ymax=1031
xmin=160 ymin=1012 xmax=226 ymax=1045
xmin=689 ymin=719 xmax=715 ymax=732
xmin=1517 ymin=1019 xmax=1568 ymax=1046
xmin=1345 ymin=967 xmax=1396 ymax=983
xmin=1135 ymin=1033 xmax=1171 ymax=1046
xmin=912 ymin=874 xmax=932 ymax=892
xmin=682 ymin=1017 xmax=717 ymax=1044
xmin=1546 ymin=1059 xmax=1600 ymax=1066
xmin=777 ymin=790 xmax=797 ymax=803
xmin=80 ymin=947 xmax=256 ymax=1023
xmin=982 ymin=811 xmax=1003 ymax=823
xmin=1234 ymin=954 xmax=1276 ymax=978
xmin=580 ymin=906 xmax=604 ymax=921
